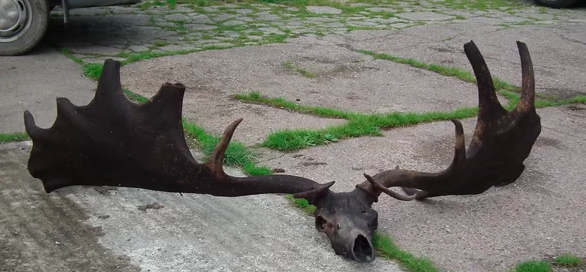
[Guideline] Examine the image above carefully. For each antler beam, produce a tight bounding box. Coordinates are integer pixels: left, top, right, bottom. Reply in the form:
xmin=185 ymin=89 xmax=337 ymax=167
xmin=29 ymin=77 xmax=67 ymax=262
xmin=24 ymin=59 xmax=334 ymax=197
xmin=356 ymin=40 xmax=541 ymax=201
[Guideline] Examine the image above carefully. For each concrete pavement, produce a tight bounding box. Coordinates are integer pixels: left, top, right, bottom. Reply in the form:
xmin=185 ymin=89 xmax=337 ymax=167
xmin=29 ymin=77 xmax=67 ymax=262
xmin=1 ymin=0 xmax=585 ymax=271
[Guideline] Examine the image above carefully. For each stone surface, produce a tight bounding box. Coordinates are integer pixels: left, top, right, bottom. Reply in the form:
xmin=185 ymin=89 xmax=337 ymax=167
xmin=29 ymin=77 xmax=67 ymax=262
xmin=306 ymin=6 xmax=343 ymax=14
xmin=396 ymin=11 xmax=455 ymax=21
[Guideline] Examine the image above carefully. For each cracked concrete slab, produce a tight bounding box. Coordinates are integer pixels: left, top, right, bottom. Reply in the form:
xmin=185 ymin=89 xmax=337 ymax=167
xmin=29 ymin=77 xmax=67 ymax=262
xmin=2 ymin=1 xmax=586 ymax=272
xmin=343 ymin=23 xmax=586 ymax=98
xmin=120 ymin=37 xmax=484 ymax=114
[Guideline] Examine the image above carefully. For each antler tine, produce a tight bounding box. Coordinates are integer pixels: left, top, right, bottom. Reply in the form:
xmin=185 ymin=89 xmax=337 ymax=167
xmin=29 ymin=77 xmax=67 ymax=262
xmin=516 ymin=41 xmax=536 ymax=114
xmin=23 ymin=110 xmax=48 ymax=141
xmin=464 ymin=41 xmax=507 ymax=119
xmin=356 ymin=41 xmax=541 ymax=201
xmin=363 ymin=173 xmax=417 ymax=201
xmin=93 ymin=59 xmax=127 ymax=104
xmin=443 ymin=119 xmax=466 ymax=174
xmin=204 ymin=118 xmax=244 ymax=177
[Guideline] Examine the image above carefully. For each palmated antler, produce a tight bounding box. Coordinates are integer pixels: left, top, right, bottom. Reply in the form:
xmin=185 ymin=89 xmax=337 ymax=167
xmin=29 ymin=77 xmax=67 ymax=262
xmin=357 ymin=41 xmax=541 ymax=201
xmin=24 ymin=59 xmax=334 ymax=197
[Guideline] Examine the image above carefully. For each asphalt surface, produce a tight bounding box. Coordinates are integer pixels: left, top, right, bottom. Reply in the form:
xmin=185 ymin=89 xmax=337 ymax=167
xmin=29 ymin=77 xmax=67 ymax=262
xmin=1 ymin=0 xmax=585 ymax=271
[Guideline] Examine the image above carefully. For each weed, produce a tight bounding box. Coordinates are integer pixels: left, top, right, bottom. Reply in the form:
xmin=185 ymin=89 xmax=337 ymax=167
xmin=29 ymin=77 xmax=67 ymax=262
xmin=514 ymin=260 xmax=551 ymax=272
xmin=0 ymin=132 xmax=29 ymax=143
xmin=123 ymin=88 xmax=149 ymax=103
xmin=82 ymin=63 xmax=104 ymax=81
xmin=554 ymin=254 xmax=583 ymax=267
xmin=58 ymin=49 xmax=83 ymax=65
xmin=286 ymin=195 xmax=316 ymax=214
xmin=151 ymin=40 xmax=172 ymax=47
xmin=373 ymin=233 xmax=439 ymax=272
xmin=233 ymin=92 xmax=356 ymax=119
xmin=262 ymin=34 xmax=288 ymax=43
xmin=235 ymin=92 xmax=477 ymax=151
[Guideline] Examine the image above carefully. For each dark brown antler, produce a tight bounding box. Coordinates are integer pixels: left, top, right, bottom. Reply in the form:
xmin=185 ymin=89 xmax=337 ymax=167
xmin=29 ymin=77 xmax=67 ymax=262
xmin=24 ymin=59 xmax=334 ymax=197
xmin=357 ymin=41 xmax=541 ymax=200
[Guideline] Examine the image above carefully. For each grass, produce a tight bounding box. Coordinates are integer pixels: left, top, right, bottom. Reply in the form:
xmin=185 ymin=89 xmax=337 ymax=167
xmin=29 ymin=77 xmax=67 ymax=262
xmin=357 ymin=49 xmax=519 ymax=95
xmin=514 ymin=260 xmax=551 ymax=272
xmin=554 ymin=254 xmax=583 ymax=267
xmin=72 ymin=44 xmax=236 ymax=81
xmin=0 ymin=132 xmax=30 ymax=144
xmin=235 ymin=84 xmax=584 ymax=152
xmin=82 ymin=63 xmax=105 ymax=81
xmin=282 ymin=61 xmax=316 ymax=78
xmin=286 ymin=194 xmax=316 ymax=214
xmin=373 ymin=233 xmax=439 ymax=272
xmin=233 ymin=91 xmax=359 ymax=119
xmin=234 ymin=91 xmax=479 ymax=151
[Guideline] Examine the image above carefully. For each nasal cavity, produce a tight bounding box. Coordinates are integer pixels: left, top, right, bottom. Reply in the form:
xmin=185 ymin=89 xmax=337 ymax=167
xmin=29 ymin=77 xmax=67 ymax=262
xmin=352 ymin=234 xmax=374 ymax=263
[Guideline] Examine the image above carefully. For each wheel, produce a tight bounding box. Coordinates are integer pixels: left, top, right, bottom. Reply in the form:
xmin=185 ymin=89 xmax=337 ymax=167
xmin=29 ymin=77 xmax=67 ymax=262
xmin=534 ymin=0 xmax=579 ymax=8
xmin=0 ymin=0 xmax=49 ymax=56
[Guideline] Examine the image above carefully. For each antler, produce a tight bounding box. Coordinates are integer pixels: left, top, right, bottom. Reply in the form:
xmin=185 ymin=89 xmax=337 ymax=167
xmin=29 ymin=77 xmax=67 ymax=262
xmin=24 ymin=59 xmax=334 ymax=197
xmin=357 ymin=41 xmax=541 ymax=201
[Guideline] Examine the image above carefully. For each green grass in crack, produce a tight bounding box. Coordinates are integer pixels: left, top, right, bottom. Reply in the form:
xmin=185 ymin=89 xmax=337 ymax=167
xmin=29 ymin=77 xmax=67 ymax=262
xmin=555 ymin=254 xmax=583 ymax=267
xmin=356 ymin=49 xmax=578 ymax=106
xmin=122 ymin=89 xmax=271 ymax=176
xmin=82 ymin=63 xmax=104 ymax=81
xmin=514 ymin=260 xmax=551 ymax=272
xmin=282 ymin=61 xmax=316 ymax=78
xmin=421 ymin=0 xmax=524 ymax=10
xmin=357 ymin=49 xmax=516 ymax=92
xmin=236 ymin=89 xmax=584 ymax=152
xmin=373 ymin=233 xmax=438 ymax=272
xmin=0 ymin=132 xmax=30 ymax=144
xmin=233 ymin=92 xmax=357 ymax=119
xmin=235 ymin=92 xmax=478 ymax=151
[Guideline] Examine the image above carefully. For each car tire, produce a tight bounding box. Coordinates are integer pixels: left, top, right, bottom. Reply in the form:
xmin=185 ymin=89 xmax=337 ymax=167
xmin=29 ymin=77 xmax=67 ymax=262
xmin=534 ymin=0 xmax=579 ymax=8
xmin=0 ymin=0 xmax=50 ymax=56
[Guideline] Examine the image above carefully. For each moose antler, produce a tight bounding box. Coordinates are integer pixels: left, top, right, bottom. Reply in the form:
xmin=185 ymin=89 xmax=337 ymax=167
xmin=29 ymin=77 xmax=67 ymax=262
xmin=24 ymin=59 xmax=334 ymax=197
xmin=357 ymin=41 xmax=542 ymax=200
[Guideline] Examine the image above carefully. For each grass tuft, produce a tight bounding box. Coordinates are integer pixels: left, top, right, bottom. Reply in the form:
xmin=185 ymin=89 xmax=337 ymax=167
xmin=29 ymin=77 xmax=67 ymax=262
xmin=373 ymin=233 xmax=439 ymax=272
xmin=236 ymin=92 xmax=478 ymax=151
xmin=514 ymin=260 xmax=551 ymax=272
xmin=554 ymin=254 xmax=583 ymax=267
xmin=0 ymin=132 xmax=30 ymax=143
xmin=123 ymin=88 xmax=149 ymax=103
xmin=82 ymin=63 xmax=104 ymax=81
xmin=286 ymin=195 xmax=316 ymax=214
xmin=233 ymin=92 xmax=358 ymax=119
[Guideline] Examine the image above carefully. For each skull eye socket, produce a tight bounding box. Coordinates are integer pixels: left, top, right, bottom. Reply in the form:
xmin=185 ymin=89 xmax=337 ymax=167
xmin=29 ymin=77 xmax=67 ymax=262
xmin=315 ymin=216 xmax=327 ymax=232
